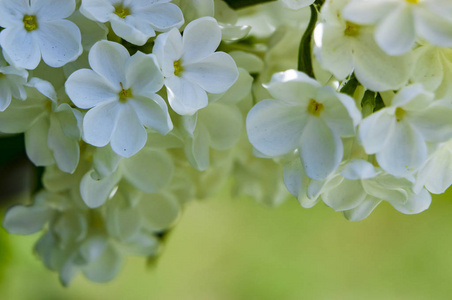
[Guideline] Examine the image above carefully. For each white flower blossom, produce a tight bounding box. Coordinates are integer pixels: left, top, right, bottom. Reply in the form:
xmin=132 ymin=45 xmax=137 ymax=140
xmin=65 ymin=40 xmax=173 ymax=157
xmin=343 ymin=0 xmax=452 ymax=55
xmin=0 ymin=0 xmax=82 ymax=69
xmin=247 ymin=69 xmax=361 ymax=180
xmin=359 ymin=84 xmax=452 ymax=177
xmin=80 ymin=0 xmax=184 ymax=46
xmin=317 ymin=0 xmax=412 ymax=91
xmin=153 ymin=17 xmax=239 ymax=115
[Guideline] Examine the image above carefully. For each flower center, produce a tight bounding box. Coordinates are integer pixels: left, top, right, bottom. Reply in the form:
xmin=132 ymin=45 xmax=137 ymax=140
xmin=395 ymin=107 xmax=406 ymax=122
xmin=405 ymin=0 xmax=420 ymax=4
xmin=307 ymin=99 xmax=324 ymax=117
xmin=23 ymin=15 xmax=38 ymax=32
xmin=344 ymin=22 xmax=360 ymax=37
xmin=114 ymin=4 xmax=131 ymax=19
xmin=174 ymin=59 xmax=184 ymax=76
xmin=118 ymin=83 xmax=133 ymax=102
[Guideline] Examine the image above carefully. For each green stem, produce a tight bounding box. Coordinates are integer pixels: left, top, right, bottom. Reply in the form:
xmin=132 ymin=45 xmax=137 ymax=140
xmin=223 ymin=0 xmax=276 ymax=9
xmin=297 ymin=5 xmax=318 ymax=78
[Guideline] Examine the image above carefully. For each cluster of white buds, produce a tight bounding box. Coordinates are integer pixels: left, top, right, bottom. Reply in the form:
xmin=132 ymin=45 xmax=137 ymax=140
xmin=0 ymin=0 xmax=451 ymax=284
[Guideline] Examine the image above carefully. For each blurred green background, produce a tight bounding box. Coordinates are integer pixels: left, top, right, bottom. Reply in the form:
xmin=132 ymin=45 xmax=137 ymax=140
xmin=1 ymin=187 xmax=452 ymax=300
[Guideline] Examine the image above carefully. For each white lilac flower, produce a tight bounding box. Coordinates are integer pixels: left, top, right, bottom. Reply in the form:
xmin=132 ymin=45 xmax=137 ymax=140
xmin=414 ymin=140 xmax=452 ymax=194
xmin=65 ymin=40 xmax=173 ymax=158
xmin=80 ymin=0 xmax=184 ymax=46
xmin=337 ymin=160 xmax=432 ymax=221
xmin=359 ymin=84 xmax=452 ymax=177
xmin=410 ymin=45 xmax=452 ymax=100
xmin=247 ymin=69 xmax=361 ymax=181
xmin=153 ymin=17 xmax=239 ymax=115
xmin=0 ymin=78 xmax=82 ymax=173
xmin=343 ymin=0 xmax=452 ymax=55
xmin=317 ymin=0 xmax=412 ymax=91
xmin=0 ymin=0 xmax=82 ymax=69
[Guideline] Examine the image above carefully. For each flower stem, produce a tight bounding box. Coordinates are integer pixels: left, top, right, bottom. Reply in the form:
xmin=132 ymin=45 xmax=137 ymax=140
xmin=223 ymin=0 xmax=276 ymax=9
xmin=297 ymin=4 xmax=318 ymax=78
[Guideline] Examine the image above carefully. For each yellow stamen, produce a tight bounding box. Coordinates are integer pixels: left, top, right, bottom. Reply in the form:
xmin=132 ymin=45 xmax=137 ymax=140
xmin=23 ymin=15 xmax=38 ymax=32
xmin=173 ymin=59 xmax=184 ymax=76
xmin=307 ymin=99 xmax=324 ymax=117
xmin=395 ymin=107 xmax=406 ymax=122
xmin=405 ymin=0 xmax=420 ymax=4
xmin=119 ymin=83 xmax=133 ymax=102
xmin=344 ymin=21 xmax=360 ymax=37
xmin=114 ymin=4 xmax=131 ymax=19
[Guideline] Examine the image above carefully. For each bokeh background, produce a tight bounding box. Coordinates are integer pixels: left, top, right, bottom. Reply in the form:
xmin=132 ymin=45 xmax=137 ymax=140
xmin=1 ymin=182 xmax=452 ymax=300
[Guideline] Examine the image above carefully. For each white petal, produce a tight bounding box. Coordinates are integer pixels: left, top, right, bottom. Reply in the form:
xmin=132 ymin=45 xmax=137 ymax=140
xmin=0 ymin=98 xmax=44 ymax=133
xmin=319 ymin=87 xmax=361 ymax=137
xmin=135 ymin=3 xmax=184 ymax=31
xmin=343 ymin=0 xmax=395 ymax=25
xmin=375 ymin=5 xmax=416 ymax=55
xmin=377 ymin=121 xmax=427 ymax=176
xmin=165 ymin=75 xmax=208 ymax=115
xmin=128 ymin=95 xmax=173 ymax=135
xmin=416 ymin=145 xmax=452 ymax=194
xmin=322 ymin=178 xmax=367 ymax=211
xmin=410 ymin=102 xmax=452 ymax=142
xmin=300 ymin=117 xmax=343 ymax=180
xmin=65 ymin=69 xmax=117 ymax=109
xmin=362 ymin=174 xmax=409 ymax=204
xmin=264 ymin=70 xmax=321 ymax=105
xmin=246 ymin=99 xmax=306 ymax=157
xmin=182 ymin=17 xmax=221 ymax=63
xmin=411 ymin=46 xmax=443 ymax=92
xmin=88 ymin=40 xmax=129 ymax=87
xmin=83 ymin=101 xmax=121 ymax=147
xmin=139 ymin=193 xmax=180 ymax=231
xmin=82 ymin=243 xmax=122 ymax=283
xmin=152 ymin=28 xmax=183 ymax=77
xmin=122 ymin=148 xmax=174 ymax=193
xmin=80 ymin=0 xmax=114 ymax=23
xmin=390 ymin=84 xmax=432 ymax=108
xmin=0 ymin=80 xmax=12 ymax=111
xmin=389 ymin=188 xmax=432 ymax=215
xmin=283 ymin=157 xmax=307 ymax=200
xmin=37 ymin=20 xmax=82 ymax=67
xmin=319 ymin=25 xmax=354 ymax=80
xmin=0 ymin=0 xmax=27 ymax=27
xmin=184 ymin=122 xmax=210 ymax=171
xmin=92 ymin=145 xmax=122 ymax=178
xmin=25 ymin=116 xmax=54 ymax=166
xmin=341 ymin=159 xmax=378 ymax=180
xmin=80 ymin=170 xmax=120 ymax=208
xmin=358 ymin=109 xmax=395 ymax=154
xmin=0 ymin=27 xmax=41 ymax=70
xmin=110 ymin=103 xmax=147 ymax=157
xmin=48 ymin=113 xmax=80 ymax=173
xmin=27 ymin=77 xmax=57 ymax=102
xmin=415 ymin=8 xmax=452 ymax=48
xmin=126 ymin=52 xmax=163 ymax=95
xmin=199 ymin=103 xmax=242 ymax=150
xmin=32 ymin=0 xmax=76 ymax=21
xmin=110 ymin=18 xmax=149 ymax=46
xmin=353 ymin=31 xmax=412 ymax=91
xmin=3 ymin=204 xmax=52 ymax=235
xmin=183 ymin=52 xmax=239 ymax=94
xmin=343 ymin=196 xmax=381 ymax=221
